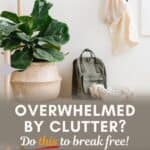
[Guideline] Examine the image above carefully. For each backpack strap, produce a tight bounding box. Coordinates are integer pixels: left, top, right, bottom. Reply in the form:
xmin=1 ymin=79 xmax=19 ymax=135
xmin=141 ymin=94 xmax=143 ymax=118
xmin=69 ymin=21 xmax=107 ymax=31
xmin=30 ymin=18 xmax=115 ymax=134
xmin=79 ymin=49 xmax=96 ymax=73
xmin=80 ymin=49 xmax=96 ymax=59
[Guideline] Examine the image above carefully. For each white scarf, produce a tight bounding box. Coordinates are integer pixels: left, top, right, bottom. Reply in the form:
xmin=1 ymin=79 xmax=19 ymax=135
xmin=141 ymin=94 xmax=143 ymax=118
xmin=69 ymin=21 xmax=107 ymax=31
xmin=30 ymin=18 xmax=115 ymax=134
xmin=104 ymin=0 xmax=139 ymax=54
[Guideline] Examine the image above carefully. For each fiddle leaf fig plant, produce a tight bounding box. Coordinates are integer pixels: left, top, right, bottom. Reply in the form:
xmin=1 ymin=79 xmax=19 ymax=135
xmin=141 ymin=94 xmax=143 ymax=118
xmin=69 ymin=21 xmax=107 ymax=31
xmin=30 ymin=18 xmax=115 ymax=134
xmin=0 ymin=0 xmax=70 ymax=70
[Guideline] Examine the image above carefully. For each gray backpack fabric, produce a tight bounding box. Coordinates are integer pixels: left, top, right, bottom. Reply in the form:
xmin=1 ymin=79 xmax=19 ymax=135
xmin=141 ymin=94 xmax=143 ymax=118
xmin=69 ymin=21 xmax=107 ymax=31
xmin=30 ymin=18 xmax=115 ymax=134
xmin=72 ymin=49 xmax=107 ymax=98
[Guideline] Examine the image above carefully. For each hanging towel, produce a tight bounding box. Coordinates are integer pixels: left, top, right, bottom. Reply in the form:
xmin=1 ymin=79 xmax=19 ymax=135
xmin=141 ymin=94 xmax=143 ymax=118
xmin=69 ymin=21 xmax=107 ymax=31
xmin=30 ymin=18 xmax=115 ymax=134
xmin=104 ymin=0 xmax=139 ymax=54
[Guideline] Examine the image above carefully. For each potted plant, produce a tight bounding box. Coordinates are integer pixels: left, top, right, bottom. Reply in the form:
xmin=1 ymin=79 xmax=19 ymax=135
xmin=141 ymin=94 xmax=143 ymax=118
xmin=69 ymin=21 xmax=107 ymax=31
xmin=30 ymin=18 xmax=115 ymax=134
xmin=0 ymin=0 xmax=70 ymax=100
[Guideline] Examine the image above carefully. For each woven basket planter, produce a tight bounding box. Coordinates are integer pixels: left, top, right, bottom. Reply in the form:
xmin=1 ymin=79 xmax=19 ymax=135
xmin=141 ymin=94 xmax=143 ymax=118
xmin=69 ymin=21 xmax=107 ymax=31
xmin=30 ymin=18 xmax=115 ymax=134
xmin=11 ymin=62 xmax=62 ymax=101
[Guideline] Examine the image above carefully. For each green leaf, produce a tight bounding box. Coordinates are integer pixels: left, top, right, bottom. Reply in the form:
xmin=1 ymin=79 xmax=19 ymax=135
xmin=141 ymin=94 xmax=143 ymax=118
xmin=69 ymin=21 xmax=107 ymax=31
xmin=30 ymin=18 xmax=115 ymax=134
xmin=11 ymin=48 xmax=33 ymax=70
xmin=0 ymin=40 xmax=2 ymax=46
xmin=2 ymin=38 xmax=20 ymax=50
xmin=19 ymin=16 xmax=33 ymax=35
xmin=19 ymin=16 xmax=33 ymax=26
xmin=38 ymin=37 xmax=61 ymax=49
xmin=41 ymin=19 xmax=70 ymax=45
xmin=31 ymin=0 xmax=52 ymax=31
xmin=33 ymin=48 xmax=55 ymax=62
xmin=1 ymin=32 xmax=21 ymax=50
xmin=41 ymin=43 xmax=60 ymax=51
xmin=49 ymin=49 xmax=64 ymax=61
xmin=1 ymin=11 xmax=19 ymax=23
xmin=16 ymin=32 xmax=31 ymax=42
xmin=0 ymin=20 xmax=17 ymax=36
xmin=33 ymin=48 xmax=64 ymax=62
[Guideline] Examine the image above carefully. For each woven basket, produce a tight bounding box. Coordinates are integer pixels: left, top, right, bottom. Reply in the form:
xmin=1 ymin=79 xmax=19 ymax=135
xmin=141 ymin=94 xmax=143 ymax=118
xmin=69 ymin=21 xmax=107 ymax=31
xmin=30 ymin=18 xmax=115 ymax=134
xmin=11 ymin=62 xmax=62 ymax=101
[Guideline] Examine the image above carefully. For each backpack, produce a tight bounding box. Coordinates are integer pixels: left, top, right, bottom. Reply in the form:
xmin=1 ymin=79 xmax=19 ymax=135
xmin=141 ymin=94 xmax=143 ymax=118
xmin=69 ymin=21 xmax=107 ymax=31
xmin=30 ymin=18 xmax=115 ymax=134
xmin=72 ymin=49 xmax=107 ymax=98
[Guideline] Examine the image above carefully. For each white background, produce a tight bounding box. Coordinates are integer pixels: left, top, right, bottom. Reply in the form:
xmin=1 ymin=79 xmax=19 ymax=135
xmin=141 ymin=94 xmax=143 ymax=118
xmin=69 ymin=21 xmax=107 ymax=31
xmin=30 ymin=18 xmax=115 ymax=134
xmin=141 ymin=0 xmax=150 ymax=35
xmin=0 ymin=0 xmax=150 ymax=97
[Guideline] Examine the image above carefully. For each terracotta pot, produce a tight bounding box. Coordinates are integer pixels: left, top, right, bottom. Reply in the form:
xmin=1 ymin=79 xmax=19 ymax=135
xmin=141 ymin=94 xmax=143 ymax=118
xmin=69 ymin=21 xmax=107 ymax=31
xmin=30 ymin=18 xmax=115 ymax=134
xmin=11 ymin=62 xmax=62 ymax=101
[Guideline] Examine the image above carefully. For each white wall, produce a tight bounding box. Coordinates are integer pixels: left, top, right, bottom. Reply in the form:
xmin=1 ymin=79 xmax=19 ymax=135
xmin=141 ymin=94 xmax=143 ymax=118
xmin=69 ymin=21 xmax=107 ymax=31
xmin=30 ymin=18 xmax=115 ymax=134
xmin=0 ymin=0 xmax=150 ymax=96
